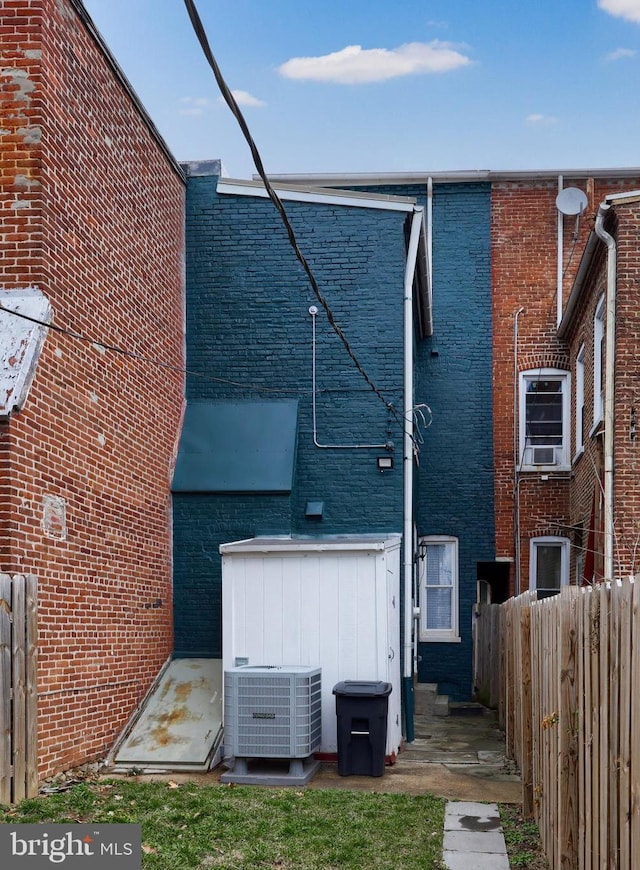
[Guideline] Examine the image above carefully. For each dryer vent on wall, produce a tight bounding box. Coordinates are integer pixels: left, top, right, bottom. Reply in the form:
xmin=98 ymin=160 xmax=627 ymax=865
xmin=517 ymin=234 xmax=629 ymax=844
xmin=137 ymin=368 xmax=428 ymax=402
xmin=224 ymin=665 xmax=322 ymax=759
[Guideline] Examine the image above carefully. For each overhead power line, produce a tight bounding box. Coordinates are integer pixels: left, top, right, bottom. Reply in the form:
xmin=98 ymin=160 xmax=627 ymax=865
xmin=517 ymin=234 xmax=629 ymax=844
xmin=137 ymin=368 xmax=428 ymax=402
xmin=182 ymin=0 xmax=399 ymax=417
xmin=0 ymin=303 xmax=304 ymax=394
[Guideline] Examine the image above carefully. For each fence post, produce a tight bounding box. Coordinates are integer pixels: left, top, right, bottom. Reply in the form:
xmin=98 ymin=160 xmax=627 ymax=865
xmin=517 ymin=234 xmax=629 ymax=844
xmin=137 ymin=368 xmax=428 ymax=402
xmin=558 ymin=587 xmax=579 ymax=869
xmin=0 ymin=573 xmax=11 ymax=804
xmin=631 ymin=579 xmax=640 ymax=864
xmin=520 ymin=603 xmax=534 ymax=817
xmin=0 ymin=573 xmax=38 ymax=804
xmin=11 ymin=575 xmax=26 ymax=803
xmin=25 ymin=574 xmax=38 ymax=799
xmin=618 ymin=579 xmax=632 ymax=869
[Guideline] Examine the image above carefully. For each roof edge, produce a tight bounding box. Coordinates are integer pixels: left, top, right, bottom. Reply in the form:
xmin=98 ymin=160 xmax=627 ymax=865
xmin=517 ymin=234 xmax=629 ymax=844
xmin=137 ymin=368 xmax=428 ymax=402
xmin=217 ymin=178 xmax=418 ymax=211
xmin=70 ymin=0 xmax=185 ymax=182
xmin=262 ymin=168 xmax=640 ymax=187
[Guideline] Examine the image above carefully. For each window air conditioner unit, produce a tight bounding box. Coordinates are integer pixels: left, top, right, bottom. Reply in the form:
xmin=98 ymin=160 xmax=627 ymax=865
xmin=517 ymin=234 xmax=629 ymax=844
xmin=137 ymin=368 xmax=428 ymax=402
xmin=532 ymin=446 xmax=556 ymax=466
xmin=223 ymin=665 xmax=322 ymax=759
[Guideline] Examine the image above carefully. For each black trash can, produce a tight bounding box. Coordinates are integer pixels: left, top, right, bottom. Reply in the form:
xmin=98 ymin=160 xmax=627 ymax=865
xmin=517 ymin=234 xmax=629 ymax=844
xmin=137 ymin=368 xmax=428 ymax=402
xmin=332 ymin=680 xmax=392 ymax=777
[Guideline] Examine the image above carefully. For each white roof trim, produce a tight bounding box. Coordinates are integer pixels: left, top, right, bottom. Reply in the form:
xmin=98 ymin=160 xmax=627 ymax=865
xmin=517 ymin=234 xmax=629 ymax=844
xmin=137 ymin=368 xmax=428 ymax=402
xmin=220 ymin=534 xmax=402 ymax=554
xmin=0 ymin=287 xmax=52 ymax=417
xmin=263 ymin=168 xmax=640 ymax=187
xmin=216 ymin=178 xmax=417 ymax=212
xmin=605 ymin=189 xmax=640 ymax=205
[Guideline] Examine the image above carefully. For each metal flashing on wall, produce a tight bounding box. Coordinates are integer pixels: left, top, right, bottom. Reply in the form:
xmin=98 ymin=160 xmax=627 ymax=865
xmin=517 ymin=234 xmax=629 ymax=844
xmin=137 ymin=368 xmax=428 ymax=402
xmin=172 ymin=400 xmax=298 ymax=492
xmin=0 ymin=287 xmax=52 ymax=418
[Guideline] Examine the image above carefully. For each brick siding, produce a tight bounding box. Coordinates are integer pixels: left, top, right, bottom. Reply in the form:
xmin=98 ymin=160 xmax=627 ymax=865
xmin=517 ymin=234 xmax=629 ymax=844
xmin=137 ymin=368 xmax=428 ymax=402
xmin=0 ymin=0 xmax=185 ymax=777
xmin=491 ymin=177 xmax=640 ymax=592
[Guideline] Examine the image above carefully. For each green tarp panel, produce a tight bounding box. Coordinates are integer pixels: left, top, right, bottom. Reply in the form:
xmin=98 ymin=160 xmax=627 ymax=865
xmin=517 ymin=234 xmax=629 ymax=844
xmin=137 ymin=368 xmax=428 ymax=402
xmin=172 ymin=400 xmax=298 ymax=492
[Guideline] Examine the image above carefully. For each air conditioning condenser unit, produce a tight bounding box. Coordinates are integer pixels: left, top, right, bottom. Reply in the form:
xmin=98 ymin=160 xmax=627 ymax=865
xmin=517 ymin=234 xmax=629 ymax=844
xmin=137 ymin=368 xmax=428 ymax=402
xmin=221 ymin=665 xmax=322 ymax=786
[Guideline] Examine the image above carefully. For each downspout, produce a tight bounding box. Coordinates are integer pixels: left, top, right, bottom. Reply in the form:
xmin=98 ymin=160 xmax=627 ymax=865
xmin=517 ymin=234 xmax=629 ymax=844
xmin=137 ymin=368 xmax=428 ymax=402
xmin=403 ymin=207 xmax=423 ymax=744
xmin=513 ymin=307 xmax=525 ymax=596
xmin=594 ymin=202 xmax=616 ymax=581
xmin=557 ymin=175 xmax=564 ymax=326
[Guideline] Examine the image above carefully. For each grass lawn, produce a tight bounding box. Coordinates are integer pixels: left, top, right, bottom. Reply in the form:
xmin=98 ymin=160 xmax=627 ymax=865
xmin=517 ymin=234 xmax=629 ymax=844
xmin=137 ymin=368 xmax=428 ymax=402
xmin=0 ymin=779 xmax=447 ymax=869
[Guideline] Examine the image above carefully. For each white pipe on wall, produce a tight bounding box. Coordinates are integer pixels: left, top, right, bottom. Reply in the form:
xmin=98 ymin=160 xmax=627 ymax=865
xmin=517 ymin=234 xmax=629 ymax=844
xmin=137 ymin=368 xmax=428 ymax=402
xmin=557 ymin=175 xmax=564 ymax=326
xmin=403 ymin=208 xmax=424 ymax=683
xmin=594 ymin=202 xmax=617 ymax=581
xmin=513 ymin=306 xmax=525 ymax=596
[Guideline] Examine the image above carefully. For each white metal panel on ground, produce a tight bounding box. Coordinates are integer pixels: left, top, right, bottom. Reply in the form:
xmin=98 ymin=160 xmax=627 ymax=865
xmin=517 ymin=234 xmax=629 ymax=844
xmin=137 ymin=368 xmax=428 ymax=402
xmin=221 ymin=536 xmax=402 ymax=755
xmin=113 ymin=659 xmax=222 ymax=770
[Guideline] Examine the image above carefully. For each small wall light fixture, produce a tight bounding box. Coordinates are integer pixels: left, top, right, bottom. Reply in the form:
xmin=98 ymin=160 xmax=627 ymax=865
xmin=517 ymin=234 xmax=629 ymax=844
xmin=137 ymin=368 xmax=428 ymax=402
xmin=376 ymin=455 xmax=394 ymax=472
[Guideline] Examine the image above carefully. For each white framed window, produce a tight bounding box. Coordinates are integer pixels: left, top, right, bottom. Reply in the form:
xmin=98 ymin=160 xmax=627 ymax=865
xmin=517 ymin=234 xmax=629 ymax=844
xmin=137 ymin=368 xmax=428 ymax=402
xmin=593 ymin=295 xmax=605 ymax=429
xmin=519 ymin=369 xmax=571 ymax=470
xmin=575 ymin=345 xmax=585 ymax=458
xmin=529 ymin=536 xmax=569 ymax=598
xmin=419 ymin=536 xmax=460 ymax=642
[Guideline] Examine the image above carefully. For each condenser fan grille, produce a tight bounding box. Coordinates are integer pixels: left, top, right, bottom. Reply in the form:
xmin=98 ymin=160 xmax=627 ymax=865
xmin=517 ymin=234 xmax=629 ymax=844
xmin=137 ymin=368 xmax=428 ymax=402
xmin=225 ymin=666 xmax=321 ymax=758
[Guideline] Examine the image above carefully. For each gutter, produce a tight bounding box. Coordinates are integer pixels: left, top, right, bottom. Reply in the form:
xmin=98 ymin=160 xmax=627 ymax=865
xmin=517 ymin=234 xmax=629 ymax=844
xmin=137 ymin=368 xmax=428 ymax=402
xmin=263 ymin=167 xmax=640 ymax=188
xmin=594 ymin=204 xmax=616 ymax=581
xmin=402 ymin=207 xmax=425 ymax=743
xmin=558 ymin=194 xmax=640 ymax=338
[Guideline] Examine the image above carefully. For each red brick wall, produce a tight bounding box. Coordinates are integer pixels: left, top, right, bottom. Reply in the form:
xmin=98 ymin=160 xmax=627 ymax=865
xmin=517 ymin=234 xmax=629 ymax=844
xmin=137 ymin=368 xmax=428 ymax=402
xmin=1 ymin=0 xmax=185 ymax=777
xmin=611 ymin=201 xmax=640 ymax=578
xmin=491 ymin=177 xmax=640 ymax=593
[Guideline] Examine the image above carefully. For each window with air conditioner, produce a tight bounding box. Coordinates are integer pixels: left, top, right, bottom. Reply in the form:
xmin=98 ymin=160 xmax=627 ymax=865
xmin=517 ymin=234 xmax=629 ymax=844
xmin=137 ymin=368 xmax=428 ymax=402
xmin=529 ymin=537 xmax=569 ymax=598
xmin=419 ymin=536 xmax=459 ymax=642
xmin=519 ymin=369 xmax=570 ymax=470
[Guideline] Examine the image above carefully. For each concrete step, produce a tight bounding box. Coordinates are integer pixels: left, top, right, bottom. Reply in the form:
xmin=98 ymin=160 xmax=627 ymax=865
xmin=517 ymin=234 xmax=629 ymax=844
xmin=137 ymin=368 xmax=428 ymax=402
xmin=433 ymin=694 xmax=450 ymax=717
xmin=449 ymin=701 xmax=486 ymax=717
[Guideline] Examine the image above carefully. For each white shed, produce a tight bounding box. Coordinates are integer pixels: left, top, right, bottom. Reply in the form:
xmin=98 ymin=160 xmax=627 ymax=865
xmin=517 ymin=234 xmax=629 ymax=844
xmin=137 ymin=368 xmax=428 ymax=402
xmin=220 ymin=535 xmax=402 ymax=758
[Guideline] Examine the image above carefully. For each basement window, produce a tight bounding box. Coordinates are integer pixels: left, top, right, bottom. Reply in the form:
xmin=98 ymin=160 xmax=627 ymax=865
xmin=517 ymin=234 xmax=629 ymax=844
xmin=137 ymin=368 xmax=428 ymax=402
xmin=529 ymin=537 xmax=569 ymax=598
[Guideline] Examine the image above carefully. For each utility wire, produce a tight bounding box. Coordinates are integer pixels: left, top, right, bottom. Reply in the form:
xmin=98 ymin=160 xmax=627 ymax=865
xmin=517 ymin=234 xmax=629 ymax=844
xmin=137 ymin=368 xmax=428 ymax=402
xmin=0 ymin=303 xmax=305 ymax=394
xmin=0 ymin=303 xmax=405 ymax=399
xmin=182 ymin=0 xmax=399 ymax=418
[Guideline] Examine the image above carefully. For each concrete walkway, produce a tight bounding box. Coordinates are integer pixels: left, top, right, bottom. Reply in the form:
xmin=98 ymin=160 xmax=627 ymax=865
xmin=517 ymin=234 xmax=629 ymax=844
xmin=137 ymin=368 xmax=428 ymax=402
xmin=443 ymin=801 xmax=509 ymax=869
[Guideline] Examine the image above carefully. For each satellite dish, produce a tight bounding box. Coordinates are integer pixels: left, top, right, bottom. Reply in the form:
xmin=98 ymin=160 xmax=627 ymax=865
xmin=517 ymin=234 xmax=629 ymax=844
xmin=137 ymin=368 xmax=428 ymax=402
xmin=556 ymin=187 xmax=588 ymax=216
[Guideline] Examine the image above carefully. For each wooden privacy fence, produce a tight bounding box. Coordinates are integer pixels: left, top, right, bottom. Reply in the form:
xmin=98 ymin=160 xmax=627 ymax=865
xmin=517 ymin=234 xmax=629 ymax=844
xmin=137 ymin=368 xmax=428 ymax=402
xmin=0 ymin=573 xmax=38 ymax=804
xmin=474 ymin=580 xmax=640 ymax=870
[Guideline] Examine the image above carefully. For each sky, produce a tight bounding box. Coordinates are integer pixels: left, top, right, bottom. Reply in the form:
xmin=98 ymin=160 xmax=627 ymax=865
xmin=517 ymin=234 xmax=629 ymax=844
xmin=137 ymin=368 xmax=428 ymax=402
xmin=81 ymin=0 xmax=640 ymax=179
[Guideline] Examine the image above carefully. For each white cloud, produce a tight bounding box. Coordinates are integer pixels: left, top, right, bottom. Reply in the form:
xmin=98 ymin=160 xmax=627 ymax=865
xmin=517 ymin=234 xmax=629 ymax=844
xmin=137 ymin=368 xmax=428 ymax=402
xmin=277 ymin=41 xmax=471 ymax=84
xmin=598 ymin=0 xmax=640 ymax=23
xmin=603 ymin=46 xmax=638 ymax=60
xmin=223 ymin=89 xmax=266 ymax=108
xmin=526 ymin=113 xmax=557 ymax=125
xmin=178 ymin=96 xmax=214 ymax=116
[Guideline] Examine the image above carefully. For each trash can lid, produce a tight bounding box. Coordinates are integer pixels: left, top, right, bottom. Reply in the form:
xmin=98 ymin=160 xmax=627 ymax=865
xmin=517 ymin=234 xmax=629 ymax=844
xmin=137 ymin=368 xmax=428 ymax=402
xmin=332 ymin=680 xmax=392 ymax=697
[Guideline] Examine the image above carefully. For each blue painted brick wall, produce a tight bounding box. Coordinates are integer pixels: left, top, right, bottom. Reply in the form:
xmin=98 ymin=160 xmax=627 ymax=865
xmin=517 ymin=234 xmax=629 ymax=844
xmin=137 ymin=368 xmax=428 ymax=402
xmin=174 ymin=172 xmax=411 ymax=655
xmin=416 ymin=183 xmax=494 ymax=700
xmin=173 ymin=493 xmax=291 ymax=657
xmin=358 ymin=182 xmax=495 ymax=700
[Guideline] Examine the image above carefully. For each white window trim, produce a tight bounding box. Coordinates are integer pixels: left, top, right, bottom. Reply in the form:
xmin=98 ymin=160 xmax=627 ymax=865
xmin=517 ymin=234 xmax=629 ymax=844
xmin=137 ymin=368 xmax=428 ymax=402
xmin=419 ymin=535 xmax=460 ymax=642
xmin=592 ymin=294 xmax=605 ymax=431
xmin=574 ymin=345 xmax=585 ymax=461
xmin=519 ymin=368 xmax=571 ymax=471
xmin=529 ymin=536 xmax=570 ymax=594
